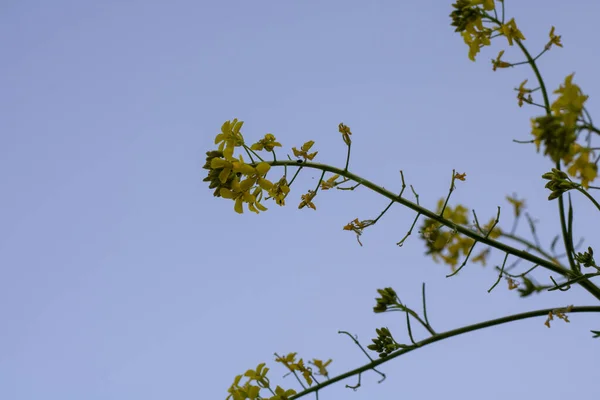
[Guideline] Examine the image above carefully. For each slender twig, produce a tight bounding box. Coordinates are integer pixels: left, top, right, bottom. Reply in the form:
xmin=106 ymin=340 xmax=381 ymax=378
xmin=488 ymin=253 xmax=510 ymax=293
xmin=338 ymin=331 xmax=385 ymax=382
xmin=421 ymin=283 xmax=434 ymax=332
xmin=344 ymin=142 xmax=352 ymax=172
xmin=288 ymin=166 xmax=303 ymax=186
xmin=397 ymin=213 xmax=421 ymax=247
xmin=440 ymin=169 xmax=456 ymax=218
xmin=446 ymin=239 xmax=478 ymax=278
xmin=405 ymin=311 xmax=417 ymax=345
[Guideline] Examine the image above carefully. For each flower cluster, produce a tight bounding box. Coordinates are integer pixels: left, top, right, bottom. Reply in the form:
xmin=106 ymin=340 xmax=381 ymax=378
xmin=545 ymin=306 xmax=573 ymax=328
xmin=420 ymin=199 xmax=501 ymax=269
xmin=292 ymin=140 xmax=318 ymax=161
xmin=506 ymin=194 xmax=526 ymax=217
xmin=343 ymin=218 xmax=375 ymax=246
xmin=338 ymin=123 xmax=352 ymax=146
xmin=367 ymin=327 xmax=404 ymax=358
xmin=251 ymin=133 xmax=282 ymax=152
xmin=227 ymin=363 xmax=297 ymax=400
xmin=451 ymin=1 xmax=527 ymax=61
xmin=320 ymin=174 xmax=341 ymax=190
xmin=531 ymin=75 xmax=596 ymax=188
xmin=204 ymin=120 xmax=295 ymax=213
xmin=373 ymin=287 xmax=400 ymax=313
xmin=215 ymin=119 xmax=246 ymax=160
xmin=275 ymin=353 xmax=332 ymax=387
xmin=204 ymin=151 xmax=273 ymax=213
xmin=541 ymin=168 xmax=578 ymax=200
xmin=575 ymin=247 xmax=597 ymax=270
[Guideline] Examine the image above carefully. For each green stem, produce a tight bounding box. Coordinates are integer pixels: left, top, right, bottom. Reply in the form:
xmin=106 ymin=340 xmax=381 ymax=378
xmin=268 ymin=160 xmax=600 ymax=301
xmin=512 ymin=37 xmax=578 ymax=274
xmin=485 ymin=15 xmax=578 ymax=272
xmin=344 ymin=142 xmax=352 ymax=172
xmin=576 ymin=187 xmax=600 ymax=212
xmin=289 ymin=306 xmax=600 ymax=399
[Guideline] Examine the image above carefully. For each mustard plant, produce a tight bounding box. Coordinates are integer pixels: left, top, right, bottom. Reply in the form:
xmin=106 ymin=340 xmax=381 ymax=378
xmin=203 ymin=2 xmax=600 ymax=399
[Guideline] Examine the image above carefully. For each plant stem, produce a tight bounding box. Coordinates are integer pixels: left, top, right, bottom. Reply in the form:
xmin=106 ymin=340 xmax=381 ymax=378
xmin=269 ymin=160 xmax=600 ymax=301
xmin=576 ymin=187 xmax=600 ymax=212
xmin=289 ymin=305 xmax=600 ymax=399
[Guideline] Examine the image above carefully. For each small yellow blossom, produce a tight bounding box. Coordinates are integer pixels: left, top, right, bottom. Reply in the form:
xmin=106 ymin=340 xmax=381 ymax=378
xmin=499 ymin=18 xmax=526 ymax=46
xmin=299 ymin=190 xmax=317 ymax=210
xmin=269 ymin=177 xmax=290 ymax=206
xmin=566 ymin=144 xmax=598 ymax=189
xmin=506 ymin=277 xmax=519 ymax=290
xmin=546 ymin=26 xmax=562 ymax=50
xmin=214 ymin=119 xmax=245 ymax=160
xmin=462 ymin=17 xmax=492 ymax=61
xmin=492 ymin=50 xmax=512 ymax=71
xmin=251 ymin=133 xmax=282 ymax=152
xmin=292 ymin=140 xmax=318 ymax=160
xmin=516 ymin=79 xmax=533 ymax=107
xmin=339 ymin=123 xmax=352 ymax=145
xmin=310 ymin=359 xmax=332 ymax=377
xmin=321 ymin=174 xmax=340 ymax=190
xmin=506 ymin=195 xmax=525 ymax=217
xmin=551 ymin=73 xmax=588 ymax=129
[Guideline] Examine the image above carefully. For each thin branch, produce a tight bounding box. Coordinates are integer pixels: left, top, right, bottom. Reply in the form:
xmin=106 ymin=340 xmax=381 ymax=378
xmin=267 ymin=160 xmax=600 ymax=301
xmin=289 ymin=306 xmax=600 ymax=399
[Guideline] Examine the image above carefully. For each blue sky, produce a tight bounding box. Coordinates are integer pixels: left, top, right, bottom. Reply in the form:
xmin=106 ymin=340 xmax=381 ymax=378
xmin=1 ymin=1 xmax=599 ymax=399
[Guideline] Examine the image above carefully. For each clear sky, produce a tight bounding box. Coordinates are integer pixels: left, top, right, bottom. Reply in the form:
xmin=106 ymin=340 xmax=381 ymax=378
xmin=1 ymin=1 xmax=599 ymax=399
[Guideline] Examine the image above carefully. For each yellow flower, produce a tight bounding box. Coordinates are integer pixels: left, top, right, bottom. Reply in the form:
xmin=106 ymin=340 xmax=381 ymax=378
xmin=545 ymin=306 xmax=573 ymax=328
xmin=506 ymin=195 xmax=525 ymax=217
xmin=269 ymin=177 xmax=290 ymax=206
xmin=492 ymin=50 xmax=512 ymax=71
xmin=299 ymin=190 xmax=317 ymax=210
xmin=232 ymin=160 xmax=273 ymax=191
xmin=516 ymin=79 xmax=533 ymax=107
xmin=338 ymin=123 xmax=352 ymax=145
xmin=292 ymin=140 xmax=318 ymax=160
xmin=551 ymin=73 xmax=588 ymax=129
xmin=251 ymin=133 xmax=282 ymax=152
xmin=218 ymin=160 xmax=272 ymax=214
xmin=214 ymin=119 xmax=245 ymax=160
xmin=566 ymin=144 xmax=598 ymax=189
xmin=499 ymin=18 xmax=525 ymax=46
xmin=271 ymin=386 xmax=297 ymax=400
xmin=546 ymin=26 xmax=562 ymax=50
xmin=454 ymin=172 xmax=467 ymax=181
xmin=461 ymin=17 xmax=492 ymax=61
xmin=310 ymin=359 xmax=332 ymax=377
xmin=320 ymin=174 xmax=340 ymax=190
xmin=506 ymin=277 xmax=519 ymax=290
xmin=219 ymin=179 xmax=258 ymax=214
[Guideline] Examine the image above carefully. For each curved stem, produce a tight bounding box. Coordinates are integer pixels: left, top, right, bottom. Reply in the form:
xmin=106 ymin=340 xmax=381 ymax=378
xmin=289 ymin=305 xmax=600 ymax=399
xmin=269 ymin=160 xmax=600 ymax=301
xmin=485 ymin=15 xmax=579 ymax=273
xmin=576 ymin=187 xmax=600 ymax=212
